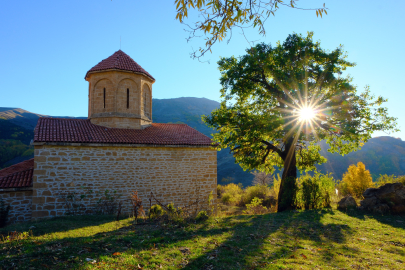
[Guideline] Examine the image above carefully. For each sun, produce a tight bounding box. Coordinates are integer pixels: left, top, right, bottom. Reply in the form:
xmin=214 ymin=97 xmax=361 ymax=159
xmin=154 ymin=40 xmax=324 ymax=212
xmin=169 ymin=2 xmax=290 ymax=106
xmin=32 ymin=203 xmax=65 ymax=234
xmin=298 ymin=106 xmax=316 ymax=122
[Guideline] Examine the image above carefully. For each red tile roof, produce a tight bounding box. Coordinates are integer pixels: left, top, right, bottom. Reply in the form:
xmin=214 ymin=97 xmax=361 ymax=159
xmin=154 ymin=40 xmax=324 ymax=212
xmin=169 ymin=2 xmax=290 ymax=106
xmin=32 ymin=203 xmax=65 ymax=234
xmin=34 ymin=118 xmax=213 ymax=146
xmin=85 ymin=50 xmax=155 ymax=81
xmin=0 ymin=159 xmax=34 ymax=189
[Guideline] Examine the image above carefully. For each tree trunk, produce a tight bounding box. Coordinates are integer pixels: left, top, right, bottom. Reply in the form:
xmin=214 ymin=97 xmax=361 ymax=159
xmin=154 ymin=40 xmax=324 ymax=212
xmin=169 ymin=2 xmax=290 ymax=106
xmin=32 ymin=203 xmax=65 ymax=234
xmin=277 ymin=137 xmax=298 ymax=212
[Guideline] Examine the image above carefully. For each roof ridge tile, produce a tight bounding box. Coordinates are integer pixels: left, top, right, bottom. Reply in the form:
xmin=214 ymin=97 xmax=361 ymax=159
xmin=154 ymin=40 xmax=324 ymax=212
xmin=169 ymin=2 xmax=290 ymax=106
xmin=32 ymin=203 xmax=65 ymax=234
xmin=85 ymin=50 xmax=155 ymax=81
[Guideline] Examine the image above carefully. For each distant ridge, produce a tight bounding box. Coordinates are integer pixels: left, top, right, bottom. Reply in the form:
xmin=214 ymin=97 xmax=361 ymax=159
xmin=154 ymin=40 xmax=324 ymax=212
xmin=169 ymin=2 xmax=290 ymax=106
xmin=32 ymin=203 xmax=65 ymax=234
xmin=0 ymin=108 xmax=46 ymax=130
xmin=0 ymin=108 xmax=86 ymax=130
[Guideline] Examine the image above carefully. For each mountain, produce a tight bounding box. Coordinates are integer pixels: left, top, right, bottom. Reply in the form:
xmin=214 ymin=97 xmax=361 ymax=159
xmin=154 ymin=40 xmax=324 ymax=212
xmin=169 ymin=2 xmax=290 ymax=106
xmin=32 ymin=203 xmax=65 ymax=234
xmin=0 ymin=108 xmax=46 ymax=130
xmin=2 ymin=98 xmax=405 ymax=185
xmin=0 ymin=118 xmax=34 ymax=169
xmin=317 ymin=136 xmax=405 ymax=180
xmin=152 ymin=97 xmax=219 ymax=137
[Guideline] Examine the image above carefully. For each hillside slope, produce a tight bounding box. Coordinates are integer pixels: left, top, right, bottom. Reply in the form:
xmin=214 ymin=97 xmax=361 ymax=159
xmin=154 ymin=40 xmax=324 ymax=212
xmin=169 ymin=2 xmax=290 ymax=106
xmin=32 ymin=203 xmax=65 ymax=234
xmin=317 ymin=136 xmax=405 ymax=179
xmin=0 ymin=108 xmax=46 ymax=130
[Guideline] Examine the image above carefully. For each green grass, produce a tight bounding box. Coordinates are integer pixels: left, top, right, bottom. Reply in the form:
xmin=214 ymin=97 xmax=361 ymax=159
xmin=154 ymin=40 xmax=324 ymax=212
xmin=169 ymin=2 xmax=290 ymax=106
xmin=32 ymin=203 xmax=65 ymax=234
xmin=1 ymin=210 xmax=404 ymax=269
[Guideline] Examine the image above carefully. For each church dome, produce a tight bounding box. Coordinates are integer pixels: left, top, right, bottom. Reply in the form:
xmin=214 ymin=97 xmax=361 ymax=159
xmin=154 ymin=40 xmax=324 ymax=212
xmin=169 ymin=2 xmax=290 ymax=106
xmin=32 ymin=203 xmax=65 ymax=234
xmin=85 ymin=50 xmax=155 ymax=81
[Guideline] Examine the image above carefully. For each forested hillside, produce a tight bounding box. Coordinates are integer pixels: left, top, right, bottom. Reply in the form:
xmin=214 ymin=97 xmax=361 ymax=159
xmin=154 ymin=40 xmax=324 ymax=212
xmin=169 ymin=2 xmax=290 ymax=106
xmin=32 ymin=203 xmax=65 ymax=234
xmin=317 ymin=136 xmax=405 ymax=179
xmin=0 ymin=118 xmax=34 ymax=168
xmin=1 ymin=99 xmax=405 ymax=185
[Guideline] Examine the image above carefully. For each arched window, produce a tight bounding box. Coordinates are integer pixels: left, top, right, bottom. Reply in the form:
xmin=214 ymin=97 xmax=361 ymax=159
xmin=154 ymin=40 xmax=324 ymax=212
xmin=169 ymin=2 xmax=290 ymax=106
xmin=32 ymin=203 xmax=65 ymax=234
xmin=117 ymin=79 xmax=137 ymax=114
xmin=127 ymin=88 xmax=129 ymax=109
xmin=103 ymin=88 xmax=106 ymax=109
xmin=143 ymin=85 xmax=151 ymax=118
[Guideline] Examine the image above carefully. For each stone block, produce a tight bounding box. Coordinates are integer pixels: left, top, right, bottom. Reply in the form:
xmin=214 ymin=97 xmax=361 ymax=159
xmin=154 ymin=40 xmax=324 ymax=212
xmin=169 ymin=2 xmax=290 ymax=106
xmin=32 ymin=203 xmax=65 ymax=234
xmin=33 ymin=183 xmax=48 ymax=188
xmin=44 ymin=205 xmax=55 ymax=210
xmin=32 ymin=211 xmax=49 ymax=218
xmin=35 ymin=170 xmax=47 ymax=175
xmin=32 ymin=197 xmax=46 ymax=204
xmin=35 ymin=156 xmax=47 ymax=162
xmin=42 ymin=190 xmax=52 ymax=196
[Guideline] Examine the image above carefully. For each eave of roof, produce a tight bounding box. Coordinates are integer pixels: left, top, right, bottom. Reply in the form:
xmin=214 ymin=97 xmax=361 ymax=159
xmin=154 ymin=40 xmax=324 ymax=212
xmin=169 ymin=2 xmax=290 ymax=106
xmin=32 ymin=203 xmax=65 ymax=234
xmin=0 ymin=159 xmax=34 ymax=189
xmin=34 ymin=118 xmax=213 ymax=146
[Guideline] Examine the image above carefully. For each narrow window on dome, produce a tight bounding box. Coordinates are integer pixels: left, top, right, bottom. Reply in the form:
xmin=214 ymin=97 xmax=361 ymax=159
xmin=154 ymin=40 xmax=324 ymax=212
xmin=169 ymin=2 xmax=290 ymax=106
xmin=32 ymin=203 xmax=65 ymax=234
xmin=103 ymin=88 xmax=106 ymax=109
xmin=127 ymin=88 xmax=129 ymax=109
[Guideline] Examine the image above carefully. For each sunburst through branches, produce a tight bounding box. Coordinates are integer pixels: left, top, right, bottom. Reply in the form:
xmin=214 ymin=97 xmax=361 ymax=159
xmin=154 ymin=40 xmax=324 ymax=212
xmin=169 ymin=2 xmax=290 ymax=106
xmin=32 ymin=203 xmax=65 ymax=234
xmin=298 ymin=106 xmax=317 ymax=122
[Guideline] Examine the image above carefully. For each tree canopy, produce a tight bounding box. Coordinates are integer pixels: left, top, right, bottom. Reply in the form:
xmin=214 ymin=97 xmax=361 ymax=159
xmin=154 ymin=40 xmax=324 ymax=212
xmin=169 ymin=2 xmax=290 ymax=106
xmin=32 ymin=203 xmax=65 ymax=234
xmin=174 ymin=0 xmax=328 ymax=58
xmin=203 ymin=32 xmax=398 ymax=211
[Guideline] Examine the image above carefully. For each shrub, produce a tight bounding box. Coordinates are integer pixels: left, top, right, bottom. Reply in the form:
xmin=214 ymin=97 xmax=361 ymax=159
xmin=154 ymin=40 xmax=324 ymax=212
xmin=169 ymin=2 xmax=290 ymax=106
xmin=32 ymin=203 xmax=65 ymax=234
xmin=196 ymin=210 xmax=209 ymax=221
xmin=217 ymin=184 xmax=225 ymax=197
xmin=397 ymin=176 xmax=405 ymax=185
xmin=166 ymin=202 xmax=176 ymax=214
xmin=162 ymin=202 xmax=185 ymax=224
xmin=59 ymin=189 xmax=91 ymax=216
xmin=220 ymin=193 xmax=231 ymax=204
xmin=375 ymin=174 xmax=405 ymax=187
xmin=130 ymin=191 xmax=144 ymax=224
xmin=296 ymin=172 xmax=335 ymax=210
xmin=242 ymin=184 xmax=272 ymax=206
xmin=149 ymin=204 xmax=164 ymax=219
xmin=0 ymin=198 xmax=10 ymax=228
xmin=95 ymin=189 xmax=122 ymax=215
xmin=262 ymin=196 xmax=277 ymax=208
xmin=341 ymin=162 xmax=373 ymax=199
xmin=219 ymin=183 xmax=243 ymax=205
xmin=243 ymin=197 xmax=267 ymax=215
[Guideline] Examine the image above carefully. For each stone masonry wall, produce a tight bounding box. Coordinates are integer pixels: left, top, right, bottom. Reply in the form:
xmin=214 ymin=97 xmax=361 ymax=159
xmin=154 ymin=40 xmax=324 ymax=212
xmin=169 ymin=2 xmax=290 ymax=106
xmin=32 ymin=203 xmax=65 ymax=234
xmin=0 ymin=189 xmax=32 ymax=224
xmin=32 ymin=144 xmax=217 ymax=220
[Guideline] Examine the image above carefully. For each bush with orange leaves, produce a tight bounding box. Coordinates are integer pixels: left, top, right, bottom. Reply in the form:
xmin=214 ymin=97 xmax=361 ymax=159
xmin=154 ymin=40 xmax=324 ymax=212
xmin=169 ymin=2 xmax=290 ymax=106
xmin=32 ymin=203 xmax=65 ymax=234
xmin=338 ymin=162 xmax=374 ymax=199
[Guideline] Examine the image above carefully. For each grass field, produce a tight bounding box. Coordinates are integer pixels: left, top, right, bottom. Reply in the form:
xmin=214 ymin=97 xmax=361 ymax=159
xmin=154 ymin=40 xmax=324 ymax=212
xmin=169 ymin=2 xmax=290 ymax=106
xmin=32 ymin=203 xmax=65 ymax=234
xmin=1 ymin=209 xmax=404 ymax=269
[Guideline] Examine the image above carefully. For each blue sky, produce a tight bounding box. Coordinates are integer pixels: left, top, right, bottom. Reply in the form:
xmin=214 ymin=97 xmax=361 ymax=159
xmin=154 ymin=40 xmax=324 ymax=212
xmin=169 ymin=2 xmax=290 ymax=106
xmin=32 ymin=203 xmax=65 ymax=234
xmin=1 ymin=0 xmax=404 ymax=139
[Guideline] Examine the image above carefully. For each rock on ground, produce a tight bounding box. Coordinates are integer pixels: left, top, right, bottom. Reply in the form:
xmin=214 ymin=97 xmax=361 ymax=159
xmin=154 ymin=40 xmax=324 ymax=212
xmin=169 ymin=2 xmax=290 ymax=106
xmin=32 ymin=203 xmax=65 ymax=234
xmin=337 ymin=196 xmax=357 ymax=210
xmin=359 ymin=183 xmax=405 ymax=214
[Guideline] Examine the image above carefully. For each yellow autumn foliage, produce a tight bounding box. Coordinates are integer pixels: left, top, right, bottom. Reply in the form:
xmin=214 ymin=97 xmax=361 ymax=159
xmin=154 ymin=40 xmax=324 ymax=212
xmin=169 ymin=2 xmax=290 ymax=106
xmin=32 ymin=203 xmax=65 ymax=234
xmin=341 ymin=162 xmax=373 ymax=199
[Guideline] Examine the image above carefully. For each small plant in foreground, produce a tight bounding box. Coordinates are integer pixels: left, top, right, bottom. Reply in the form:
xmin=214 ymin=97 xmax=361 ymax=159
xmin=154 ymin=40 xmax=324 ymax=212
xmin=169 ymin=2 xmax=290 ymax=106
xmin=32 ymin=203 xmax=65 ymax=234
xmin=130 ymin=191 xmax=145 ymax=224
xmin=58 ymin=188 xmax=92 ymax=215
xmin=243 ymin=197 xmax=267 ymax=215
xmin=196 ymin=210 xmax=209 ymax=221
xmin=149 ymin=204 xmax=164 ymax=219
xmin=95 ymin=189 xmax=122 ymax=215
xmin=1 ymin=231 xmax=31 ymax=245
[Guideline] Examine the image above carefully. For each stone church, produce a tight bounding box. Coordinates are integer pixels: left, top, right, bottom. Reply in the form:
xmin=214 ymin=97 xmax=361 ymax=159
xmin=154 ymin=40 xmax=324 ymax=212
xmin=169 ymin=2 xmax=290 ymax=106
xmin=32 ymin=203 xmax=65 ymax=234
xmin=0 ymin=50 xmax=217 ymax=223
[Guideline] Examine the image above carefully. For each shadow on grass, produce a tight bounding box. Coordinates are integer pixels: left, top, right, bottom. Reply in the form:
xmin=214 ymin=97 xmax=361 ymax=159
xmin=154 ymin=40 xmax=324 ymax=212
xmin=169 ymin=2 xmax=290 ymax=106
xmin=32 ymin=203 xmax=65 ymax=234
xmin=340 ymin=208 xmax=405 ymax=230
xmin=0 ymin=214 xmax=119 ymax=237
xmin=182 ymin=209 xmax=356 ymax=269
xmin=0 ymin=210 xmax=357 ymax=269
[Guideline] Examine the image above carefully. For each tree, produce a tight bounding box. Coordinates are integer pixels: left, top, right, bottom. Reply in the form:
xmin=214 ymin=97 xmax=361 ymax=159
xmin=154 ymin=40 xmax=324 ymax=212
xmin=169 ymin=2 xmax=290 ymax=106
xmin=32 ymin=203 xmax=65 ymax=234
xmin=251 ymin=170 xmax=273 ymax=186
xmin=203 ymin=32 xmax=398 ymax=212
xmin=341 ymin=162 xmax=373 ymax=199
xmin=175 ymin=0 xmax=328 ymax=59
